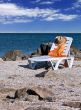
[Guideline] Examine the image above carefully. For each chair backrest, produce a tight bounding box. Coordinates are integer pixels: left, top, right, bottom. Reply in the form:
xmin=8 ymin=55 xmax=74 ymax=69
xmin=50 ymin=37 xmax=73 ymax=56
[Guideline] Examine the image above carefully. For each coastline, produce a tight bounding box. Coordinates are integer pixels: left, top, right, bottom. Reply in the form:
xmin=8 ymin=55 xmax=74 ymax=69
xmin=0 ymin=60 xmax=81 ymax=109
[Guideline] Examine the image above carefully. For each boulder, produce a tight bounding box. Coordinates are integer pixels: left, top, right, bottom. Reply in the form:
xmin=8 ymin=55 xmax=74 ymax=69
xmin=31 ymin=48 xmax=41 ymax=57
xmin=6 ymin=87 xmax=28 ymax=102
xmin=2 ymin=50 xmax=23 ymax=61
xmin=14 ymin=88 xmax=27 ymax=99
xmin=2 ymin=50 xmax=30 ymax=61
xmin=6 ymin=87 xmax=54 ymax=102
xmin=31 ymin=43 xmax=52 ymax=57
xmin=70 ymin=46 xmax=81 ymax=59
xmin=27 ymin=86 xmax=54 ymax=101
xmin=40 ymin=43 xmax=52 ymax=55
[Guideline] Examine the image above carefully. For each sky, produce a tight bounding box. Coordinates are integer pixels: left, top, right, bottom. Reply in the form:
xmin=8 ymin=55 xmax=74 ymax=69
xmin=0 ymin=0 xmax=81 ymax=33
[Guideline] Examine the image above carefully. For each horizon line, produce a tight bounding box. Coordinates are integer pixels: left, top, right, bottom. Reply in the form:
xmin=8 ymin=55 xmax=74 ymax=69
xmin=0 ymin=32 xmax=81 ymax=34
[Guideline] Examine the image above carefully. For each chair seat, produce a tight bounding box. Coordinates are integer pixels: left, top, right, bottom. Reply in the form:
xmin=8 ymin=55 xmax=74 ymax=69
xmin=28 ymin=55 xmax=73 ymax=62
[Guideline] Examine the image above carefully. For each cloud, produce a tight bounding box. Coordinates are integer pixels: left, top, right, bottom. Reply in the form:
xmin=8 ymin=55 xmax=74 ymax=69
xmin=44 ymin=14 xmax=78 ymax=21
xmin=31 ymin=0 xmax=54 ymax=5
xmin=0 ymin=3 xmax=78 ymax=24
xmin=34 ymin=0 xmax=61 ymax=3
xmin=34 ymin=0 xmax=41 ymax=3
xmin=39 ymin=1 xmax=54 ymax=5
xmin=0 ymin=3 xmax=58 ymax=17
xmin=73 ymin=0 xmax=81 ymax=9
xmin=65 ymin=0 xmax=81 ymax=11
xmin=32 ymin=0 xmax=61 ymax=5
xmin=0 ymin=16 xmax=32 ymax=24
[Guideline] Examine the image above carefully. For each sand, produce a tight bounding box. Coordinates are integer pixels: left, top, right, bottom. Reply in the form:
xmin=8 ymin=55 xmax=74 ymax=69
xmin=0 ymin=60 xmax=81 ymax=110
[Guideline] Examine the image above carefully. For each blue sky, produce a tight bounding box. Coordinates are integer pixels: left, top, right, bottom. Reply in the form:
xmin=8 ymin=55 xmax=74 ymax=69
xmin=0 ymin=0 xmax=81 ymax=33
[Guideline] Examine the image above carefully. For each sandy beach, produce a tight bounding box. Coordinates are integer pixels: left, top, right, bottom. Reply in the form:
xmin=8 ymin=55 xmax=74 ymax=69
xmin=0 ymin=60 xmax=81 ymax=110
xmin=0 ymin=0 xmax=81 ymax=109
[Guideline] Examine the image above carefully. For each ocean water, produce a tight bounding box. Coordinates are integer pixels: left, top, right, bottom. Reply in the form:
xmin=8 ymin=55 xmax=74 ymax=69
xmin=0 ymin=33 xmax=81 ymax=56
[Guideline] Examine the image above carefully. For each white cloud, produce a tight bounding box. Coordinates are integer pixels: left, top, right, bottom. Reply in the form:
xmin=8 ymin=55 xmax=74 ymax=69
xmin=34 ymin=0 xmax=61 ymax=3
xmin=69 ymin=0 xmax=81 ymax=10
xmin=32 ymin=0 xmax=61 ymax=5
xmin=64 ymin=0 xmax=81 ymax=12
xmin=73 ymin=1 xmax=81 ymax=9
xmin=44 ymin=14 xmax=78 ymax=21
xmin=0 ymin=16 xmax=32 ymax=24
xmin=0 ymin=3 xmax=78 ymax=24
xmin=38 ymin=1 xmax=54 ymax=5
xmin=35 ymin=0 xmax=41 ymax=3
xmin=0 ymin=3 xmax=58 ymax=17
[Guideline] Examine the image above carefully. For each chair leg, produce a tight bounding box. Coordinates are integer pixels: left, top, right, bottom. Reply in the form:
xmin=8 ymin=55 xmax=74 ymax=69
xmin=68 ymin=57 xmax=74 ymax=68
xmin=50 ymin=61 xmax=55 ymax=70
xmin=50 ymin=59 xmax=63 ymax=70
xmin=63 ymin=60 xmax=69 ymax=67
xmin=28 ymin=60 xmax=37 ymax=69
xmin=54 ymin=59 xmax=63 ymax=70
xmin=28 ymin=60 xmax=32 ymax=68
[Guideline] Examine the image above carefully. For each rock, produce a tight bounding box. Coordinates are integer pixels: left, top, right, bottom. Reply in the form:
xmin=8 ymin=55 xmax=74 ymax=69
xmin=15 ymin=88 xmax=39 ymax=102
xmin=40 ymin=43 xmax=52 ymax=55
xmin=6 ymin=87 xmax=54 ymax=102
xmin=2 ymin=50 xmax=29 ymax=61
xmin=70 ymin=46 xmax=81 ymax=60
xmin=6 ymin=87 xmax=28 ymax=102
xmin=63 ymin=101 xmax=81 ymax=108
xmin=35 ymin=70 xmax=48 ymax=78
xmin=27 ymin=86 xmax=54 ymax=101
xmin=21 ymin=55 xmax=30 ymax=60
xmin=31 ymin=48 xmax=41 ymax=57
xmin=2 ymin=50 xmax=23 ymax=61
xmin=37 ymin=48 xmax=42 ymax=55
xmin=26 ymin=95 xmax=39 ymax=102
xmin=14 ymin=88 xmax=27 ymax=99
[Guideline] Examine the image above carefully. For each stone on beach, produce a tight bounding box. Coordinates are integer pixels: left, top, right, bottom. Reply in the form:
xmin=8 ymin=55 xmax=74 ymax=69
xmin=2 ymin=50 xmax=30 ymax=61
xmin=27 ymin=86 xmax=54 ymax=101
xmin=6 ymin=86 xmax=54 ymax=102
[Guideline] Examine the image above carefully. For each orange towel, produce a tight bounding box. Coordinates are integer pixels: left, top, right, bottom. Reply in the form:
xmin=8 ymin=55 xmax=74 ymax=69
xmin=48 ymin=44 xmax=66 ymax=57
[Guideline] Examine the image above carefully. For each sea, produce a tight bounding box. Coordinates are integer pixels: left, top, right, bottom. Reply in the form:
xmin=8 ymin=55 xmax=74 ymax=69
xmin=0 ymin=33 xmax=81 ymax=57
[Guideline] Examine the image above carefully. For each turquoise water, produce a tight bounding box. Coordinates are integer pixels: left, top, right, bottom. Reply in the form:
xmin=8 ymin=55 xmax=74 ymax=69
xmin=0 ymin=33 xmax=81 ymax=56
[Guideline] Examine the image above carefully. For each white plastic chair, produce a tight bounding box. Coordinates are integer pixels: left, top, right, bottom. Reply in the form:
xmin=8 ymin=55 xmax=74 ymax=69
xmin=28 ymin=37 xmax=74 ymax=70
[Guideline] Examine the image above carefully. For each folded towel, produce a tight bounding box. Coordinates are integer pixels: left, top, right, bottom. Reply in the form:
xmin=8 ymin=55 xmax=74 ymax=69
xmin=48 ymin=44 xmax=66 ymax=57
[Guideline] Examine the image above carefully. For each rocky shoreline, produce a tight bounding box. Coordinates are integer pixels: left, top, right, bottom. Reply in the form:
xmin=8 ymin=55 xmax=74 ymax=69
xmin=1 ymin=42 xmax=81 ymax=61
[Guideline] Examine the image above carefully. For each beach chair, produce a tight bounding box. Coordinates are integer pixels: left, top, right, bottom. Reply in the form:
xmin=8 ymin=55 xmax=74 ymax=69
xmin=28 ymin=37 xmax=74 ymax=70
